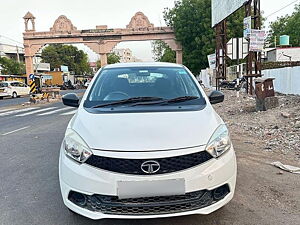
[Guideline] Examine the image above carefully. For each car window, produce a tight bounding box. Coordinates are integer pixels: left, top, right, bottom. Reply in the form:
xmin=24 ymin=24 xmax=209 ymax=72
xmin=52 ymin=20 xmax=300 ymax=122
xmin=19 ymin=83 xmax=25 ymax=87
xmin=85 ymin=66 xmax=205 ymax=109
xmin=11 ymin=82 xmax=19 ymax=87
xmin=0 ymin=83 xmax=8 ymax=87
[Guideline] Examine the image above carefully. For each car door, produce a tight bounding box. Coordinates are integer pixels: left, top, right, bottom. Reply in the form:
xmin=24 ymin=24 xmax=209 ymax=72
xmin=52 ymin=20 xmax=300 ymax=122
xmin=10 ymin=82 xmax=18 ymax=96
xmin=19 ymin=82 xmax=28 ymax=95
xmin=17 ymin=82 xmax=24 ymax=95
xmin=23 ymin=83 xmax=30 ymax=95
xmin=16 ymin=82 xmax=24 ymax=95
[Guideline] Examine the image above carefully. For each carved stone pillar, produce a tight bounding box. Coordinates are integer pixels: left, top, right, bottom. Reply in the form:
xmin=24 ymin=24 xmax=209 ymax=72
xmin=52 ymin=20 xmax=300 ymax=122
xmin=100 ymin=54 xmax=108 ymax=67
xmin=163 ymin=39 xmax=183 ymax=65
xmin=25 ymin=56 xmax=34 ymax=83
xmin=176 ymin=50 xmax=183 ymax=64
xmin=23 ymin=43 xmax=43 ymax=83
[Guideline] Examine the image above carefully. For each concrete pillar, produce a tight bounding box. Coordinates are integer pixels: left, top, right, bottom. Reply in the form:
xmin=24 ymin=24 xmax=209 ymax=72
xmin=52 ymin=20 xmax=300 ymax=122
xmin=176 ymin=50 xmax=183 ymax=64
xmin=100 ymin=53 xmax=108 ymax=67
xmin=25 ymin=56 xmax=34 ymax=84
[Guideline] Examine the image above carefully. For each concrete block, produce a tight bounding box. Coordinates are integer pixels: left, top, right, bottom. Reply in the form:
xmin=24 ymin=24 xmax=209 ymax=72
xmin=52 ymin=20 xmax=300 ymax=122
xmin=256 ymin=96 xmax=279 ymax=111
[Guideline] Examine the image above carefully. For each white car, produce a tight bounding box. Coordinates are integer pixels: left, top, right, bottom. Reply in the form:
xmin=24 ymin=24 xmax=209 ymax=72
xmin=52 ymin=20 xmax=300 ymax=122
xmin=60 ymin=62 xmax=237 ymax=220
xmin=0 ymin=81 xmax=30 ymax=99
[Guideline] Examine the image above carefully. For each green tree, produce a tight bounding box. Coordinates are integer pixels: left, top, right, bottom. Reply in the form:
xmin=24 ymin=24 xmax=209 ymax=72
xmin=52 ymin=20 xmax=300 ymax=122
xmin=107 ymin=53 xmax=121 ymax=64
xmin=41 ymin=44 xmax=92 ymax=75
xmin=96 ymin=53 xmax=120 ymax=69
xmin=0 ymin=57 xmax=25 ymax=75
xmin=268 ymin=4 xmax=300 ymax=47
xmin=161 ymin=0 xmax=245 ymax=74
xmin=152 ymin=40 xmax=176 ymax=63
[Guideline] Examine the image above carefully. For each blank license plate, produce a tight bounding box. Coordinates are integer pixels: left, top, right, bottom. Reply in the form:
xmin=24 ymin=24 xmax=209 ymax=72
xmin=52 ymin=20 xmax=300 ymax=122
xmin=117 ymin=179 xmax=185 ymax=200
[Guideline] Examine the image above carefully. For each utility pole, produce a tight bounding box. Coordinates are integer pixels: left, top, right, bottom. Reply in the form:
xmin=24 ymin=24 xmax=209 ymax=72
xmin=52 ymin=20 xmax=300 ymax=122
xmin=0 ymin=43 xmax=2 ymax=59
xmin=16 ymin=46 xmax=20 ymax=63
xmin=237 ymin=38 xmax=240 ymax=79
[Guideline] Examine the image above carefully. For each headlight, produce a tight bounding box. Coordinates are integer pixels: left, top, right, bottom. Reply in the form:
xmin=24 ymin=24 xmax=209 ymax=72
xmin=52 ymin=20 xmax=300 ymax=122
xmin=206 ymin=125 xmax=231 ymax=158
xmin=64 ymin=129 xmax=93 ymax=163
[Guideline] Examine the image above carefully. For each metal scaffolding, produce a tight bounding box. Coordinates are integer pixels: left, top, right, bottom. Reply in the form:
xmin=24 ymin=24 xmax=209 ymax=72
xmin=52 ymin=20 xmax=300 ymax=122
xmin=214 ymin=0 xmax=262 ymax=94
xmin=215 ymin=20 xmax=227 ymax=90
xmin=245 ymin=0 xmax=262 ymax=95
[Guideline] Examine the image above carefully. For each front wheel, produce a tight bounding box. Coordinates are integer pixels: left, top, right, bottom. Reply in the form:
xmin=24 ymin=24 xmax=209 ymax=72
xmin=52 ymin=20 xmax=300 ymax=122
xmin=12 ymin=92 xmax=18 ymax=98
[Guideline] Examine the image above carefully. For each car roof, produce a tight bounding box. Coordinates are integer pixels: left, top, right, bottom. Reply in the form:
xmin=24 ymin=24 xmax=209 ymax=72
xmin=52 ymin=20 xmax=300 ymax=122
xmin=104 ymin=62 xmax=184 ymax=69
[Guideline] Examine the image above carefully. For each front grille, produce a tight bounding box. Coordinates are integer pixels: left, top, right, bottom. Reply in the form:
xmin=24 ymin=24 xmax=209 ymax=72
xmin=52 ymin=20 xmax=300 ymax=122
xmin=68 ymin=184 xmax=230 ymax=215
xmin=85 ymin=151 xmax=213 ymax=175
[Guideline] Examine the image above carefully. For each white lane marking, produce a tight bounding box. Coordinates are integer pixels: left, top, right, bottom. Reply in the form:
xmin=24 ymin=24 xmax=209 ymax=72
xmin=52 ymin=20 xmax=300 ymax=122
xmin=0 ymin=107 xmax=39 ymax=116
xmin=1 ymin=126 xmax=30 ymax=136
xmin=16 ymin=107 xmax=58 ymax=117
xmin=0 ymin=108 xmax=17 ymax=113
xmin=38 ymin=107 xmax=70 ymax=116
xmin=61 ymin=110 xmax=77 ymax=115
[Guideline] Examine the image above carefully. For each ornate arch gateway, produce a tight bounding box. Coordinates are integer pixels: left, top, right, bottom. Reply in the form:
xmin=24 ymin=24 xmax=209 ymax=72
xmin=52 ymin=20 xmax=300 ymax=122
xmin=23 ymin=12 xmax=182 ymax=80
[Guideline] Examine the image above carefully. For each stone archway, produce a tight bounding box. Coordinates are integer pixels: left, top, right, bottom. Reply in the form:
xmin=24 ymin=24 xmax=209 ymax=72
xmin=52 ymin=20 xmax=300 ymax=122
xmin=23 ymin=12 xmax=182 ymax=82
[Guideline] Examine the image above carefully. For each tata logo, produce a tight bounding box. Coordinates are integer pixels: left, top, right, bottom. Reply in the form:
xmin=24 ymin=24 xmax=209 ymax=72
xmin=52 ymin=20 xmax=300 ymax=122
xmin=141 ymin=161 xmax=160 ymax=174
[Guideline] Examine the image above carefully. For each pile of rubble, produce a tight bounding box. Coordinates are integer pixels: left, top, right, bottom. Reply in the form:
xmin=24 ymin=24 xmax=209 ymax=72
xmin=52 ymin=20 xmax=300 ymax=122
xmin=214 ymin=90 xmax=300 ymax=159
xmin=21 ymin=94 xmax=62 ymax=106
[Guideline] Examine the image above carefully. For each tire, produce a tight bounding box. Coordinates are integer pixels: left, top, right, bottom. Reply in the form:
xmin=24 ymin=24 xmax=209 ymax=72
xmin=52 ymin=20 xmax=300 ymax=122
xmin=12 ymin=92 xmax=18 ymax=98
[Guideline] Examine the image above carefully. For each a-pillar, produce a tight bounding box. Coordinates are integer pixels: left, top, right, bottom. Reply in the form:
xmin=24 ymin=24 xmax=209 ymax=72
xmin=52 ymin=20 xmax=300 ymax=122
xmin=25 ymin=56 xmax=34 ymax=84
xmin=176 ymin=50 xmax=183 ymax=64
xmin=100 ymin=53 xmax=108 ymax=67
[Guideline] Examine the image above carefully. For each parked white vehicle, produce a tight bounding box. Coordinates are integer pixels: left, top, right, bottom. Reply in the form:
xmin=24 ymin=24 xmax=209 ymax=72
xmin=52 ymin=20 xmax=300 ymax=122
xmin=59 ymin=62 xmax=237 ymax=220
xmin=0 ymin=81 xmax=30 ymax=99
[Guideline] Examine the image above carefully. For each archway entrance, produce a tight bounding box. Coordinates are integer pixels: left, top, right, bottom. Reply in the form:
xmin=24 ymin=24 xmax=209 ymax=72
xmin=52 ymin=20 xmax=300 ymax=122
xmin=23 ymin=12 xmax=182 ymax=82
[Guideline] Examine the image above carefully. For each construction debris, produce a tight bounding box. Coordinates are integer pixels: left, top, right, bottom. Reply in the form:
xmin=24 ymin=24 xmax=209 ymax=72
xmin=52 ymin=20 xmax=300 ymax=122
xmin=271 ymin=161 xmax=300 ymax=174
xmin=213 ymin=90 xmax=300 ymax=159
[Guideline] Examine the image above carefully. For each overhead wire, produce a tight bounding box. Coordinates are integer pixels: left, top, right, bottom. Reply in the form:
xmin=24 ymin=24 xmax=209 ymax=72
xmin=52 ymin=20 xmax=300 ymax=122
xmin=0 ymin=34 xmax=23 ymax=47
xmin=265 ymin=0 xmax=300 ymax=18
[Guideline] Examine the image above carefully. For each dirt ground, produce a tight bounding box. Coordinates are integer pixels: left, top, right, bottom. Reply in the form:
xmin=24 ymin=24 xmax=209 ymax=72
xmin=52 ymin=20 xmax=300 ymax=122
xmin=210 ymin=90 xmax=300 ymax=225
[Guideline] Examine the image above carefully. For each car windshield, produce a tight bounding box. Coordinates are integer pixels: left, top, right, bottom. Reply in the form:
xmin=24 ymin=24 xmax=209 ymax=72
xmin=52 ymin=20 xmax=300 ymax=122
xmin=84 ymin=66 xmax=205 ymax=109
xmin=0 ymin=83 xmax=8 ymax=87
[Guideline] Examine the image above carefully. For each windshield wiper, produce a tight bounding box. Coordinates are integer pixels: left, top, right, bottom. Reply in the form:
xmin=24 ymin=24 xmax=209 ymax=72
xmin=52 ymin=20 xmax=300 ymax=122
xmin=131 ymin=96 xmax=199 ymax=106
xmin=92 ymin=97 xmax=164 ymax=108
xmin=166 ymin=96 xmax=199 ymax=103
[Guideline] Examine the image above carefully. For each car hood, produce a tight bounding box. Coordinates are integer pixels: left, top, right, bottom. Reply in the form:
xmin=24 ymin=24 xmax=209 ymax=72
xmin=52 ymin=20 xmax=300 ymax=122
xmin=71 ymin=106 xmax=223 ymax=151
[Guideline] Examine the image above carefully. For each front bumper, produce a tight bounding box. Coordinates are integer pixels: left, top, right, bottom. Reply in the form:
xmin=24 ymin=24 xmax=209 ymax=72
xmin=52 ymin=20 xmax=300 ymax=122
xmin=59 ymin=145 xmax=237 ymax=220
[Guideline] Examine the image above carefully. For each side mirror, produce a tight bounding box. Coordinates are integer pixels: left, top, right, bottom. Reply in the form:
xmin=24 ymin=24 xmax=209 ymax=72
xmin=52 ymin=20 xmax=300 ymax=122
xmin=208 ymin=90 xmax=224 ymax=104
xmin=62 ymin=93 xmax=80 ymax=108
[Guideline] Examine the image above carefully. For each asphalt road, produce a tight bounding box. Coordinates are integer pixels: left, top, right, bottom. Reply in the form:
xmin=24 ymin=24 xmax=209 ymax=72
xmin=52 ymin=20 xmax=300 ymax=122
xmin=0 ymin=101 xmax=299 ymax=225
xmin=0 ymin=89 xmax=85 ymax=108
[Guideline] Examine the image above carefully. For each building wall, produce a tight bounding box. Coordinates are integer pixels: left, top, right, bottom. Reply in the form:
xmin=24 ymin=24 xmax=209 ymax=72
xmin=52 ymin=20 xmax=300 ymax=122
xmin=113 ymin=48 xmax=133 ymax=63
xmin=267 ymin=48 xmax=300 ymax=62
xmin=0 ymin=44 xmax=25 ymax=62
xmin=267 ymin=50 xmax=277 ymax=62
xmin=113 ymin=48 xmax=142 ymax=63
xmin=45 ymin=71 xmax=64 ymax=85
xmin=199 ymin=69 xmax=213 ymax=88
xmin=263 ymin=66 xmax=300 ymax=95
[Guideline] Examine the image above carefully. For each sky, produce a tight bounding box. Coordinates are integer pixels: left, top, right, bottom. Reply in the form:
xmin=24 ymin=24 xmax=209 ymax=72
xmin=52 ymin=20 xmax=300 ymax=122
xmin=0 ymin=0 xmax=299 ymax=62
